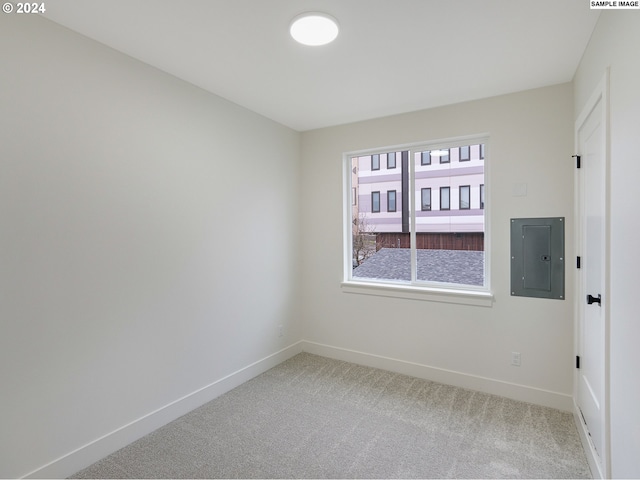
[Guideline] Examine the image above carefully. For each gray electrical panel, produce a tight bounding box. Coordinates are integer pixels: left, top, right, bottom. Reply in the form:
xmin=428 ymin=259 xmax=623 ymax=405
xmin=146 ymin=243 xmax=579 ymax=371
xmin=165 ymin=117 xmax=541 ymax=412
xmin=510 ymin=217 xmax=564 ymax=300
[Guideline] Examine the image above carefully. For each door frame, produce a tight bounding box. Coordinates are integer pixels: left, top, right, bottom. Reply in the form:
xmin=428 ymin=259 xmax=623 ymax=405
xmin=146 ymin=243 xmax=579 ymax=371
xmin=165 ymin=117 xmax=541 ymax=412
xmin=573 ymin=69 xmax=611 ymax=480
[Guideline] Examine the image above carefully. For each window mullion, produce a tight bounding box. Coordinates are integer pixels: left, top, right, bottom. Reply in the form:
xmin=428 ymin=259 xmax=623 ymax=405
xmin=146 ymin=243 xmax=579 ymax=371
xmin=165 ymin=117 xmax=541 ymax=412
xmin=409 ymin=150 xmax=417 ymax=283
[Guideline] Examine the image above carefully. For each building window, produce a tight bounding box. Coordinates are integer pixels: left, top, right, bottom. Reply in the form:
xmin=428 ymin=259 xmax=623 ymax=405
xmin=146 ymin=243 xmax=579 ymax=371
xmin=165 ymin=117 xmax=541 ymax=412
xmin=459 ymin=185 xmax=470 ymax=209
xmin=438 ymin=149 xmax=450 ymax=164
xmin=440 ymin=187 xmax=450 ymax=210
xmin=372 ymin=154 xmax=380 ymax=171
xmin=421 ymin=188 xmax=431 ymax=211
xmin=459 ymin=145 xmax=470 ymax=162
xmin=346 ymin=136 xmax=489 ymax=296
xmin=480 ymin=144 xmax=485 ymax=160
xmin=387 ymin=190 xmax=396 ymax=212
xmin=371 ymin=191 xmax=380 ymax=213
xmin=387 ymin=152 xmax=396 ymax=169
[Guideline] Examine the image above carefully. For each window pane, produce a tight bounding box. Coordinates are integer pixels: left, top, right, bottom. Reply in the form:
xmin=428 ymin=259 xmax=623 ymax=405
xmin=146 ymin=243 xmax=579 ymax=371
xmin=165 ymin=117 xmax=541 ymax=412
xmin=438 ymin=149 xmax=450 ymax=164
xmin=372 ymin=191 xmax=380 ymax=212
xmin=421 ymin=188 xmax=431 ymax=211
xmin=440 ymin=187 xmax=450 ymax=210
xmin=460 ymin=145 xmax=470 ymax=161
xmin=387 ymin=190 xmax=396 ymax=212
xmin=351 ymin=155 xmax=409 ymax=282
xmin=415 ymin=143 xmax=484 ymax=286
xmin=387 ymin=152 xmax=396 ymax=169
xmin=480 ymin=184 xmax=485 ymax=209
xmin=372 ymin=154 xmax=380 ymax=170
xmin=460 ymin=185 xmax=470 ymax=209
xmin=421 ymin=151 xmax=431 ymax=166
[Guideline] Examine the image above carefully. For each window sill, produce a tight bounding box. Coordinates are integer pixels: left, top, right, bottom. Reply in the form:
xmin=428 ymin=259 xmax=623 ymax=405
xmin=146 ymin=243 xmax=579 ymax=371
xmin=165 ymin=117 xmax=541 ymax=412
xmin=341 ymin=280 xmax=494 ymax=307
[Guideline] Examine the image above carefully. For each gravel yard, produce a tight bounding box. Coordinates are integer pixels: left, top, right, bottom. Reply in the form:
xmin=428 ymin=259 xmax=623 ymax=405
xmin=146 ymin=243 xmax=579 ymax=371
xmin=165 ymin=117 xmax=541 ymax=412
xmin=353 ymin=247 xmax=484 ymax=286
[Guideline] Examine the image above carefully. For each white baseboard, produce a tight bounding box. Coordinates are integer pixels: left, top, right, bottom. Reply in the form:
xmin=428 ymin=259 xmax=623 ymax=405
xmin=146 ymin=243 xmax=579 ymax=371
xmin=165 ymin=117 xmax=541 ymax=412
xmin=24 ymin=341 xmax=304 ymax=479
xmin=573 ymin=401 xmax=602 ymax=479
xmin=301 ymin=341 xmax=573 ymax=412
xmin=23 ymin=340 xmax=574 ymax=478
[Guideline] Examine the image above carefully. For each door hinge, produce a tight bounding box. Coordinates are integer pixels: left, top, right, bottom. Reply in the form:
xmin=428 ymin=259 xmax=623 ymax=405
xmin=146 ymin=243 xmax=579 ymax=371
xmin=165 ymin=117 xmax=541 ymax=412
xmin=577 ymin=256 xmax=581 ymax=268
xmin=576 ymin=355 xmax=581 ymax=369
xmin=573 ymin=155 xmax=581 ymax=168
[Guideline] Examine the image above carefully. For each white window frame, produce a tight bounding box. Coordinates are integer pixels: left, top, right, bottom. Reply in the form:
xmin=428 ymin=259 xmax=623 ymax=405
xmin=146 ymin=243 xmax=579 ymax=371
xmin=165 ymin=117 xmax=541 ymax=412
xmin=342 ymin=135 xmax=493 ymax=307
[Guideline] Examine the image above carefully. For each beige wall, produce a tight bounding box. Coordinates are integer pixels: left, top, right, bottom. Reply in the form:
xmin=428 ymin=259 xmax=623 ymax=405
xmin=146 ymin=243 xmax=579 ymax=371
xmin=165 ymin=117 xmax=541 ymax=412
xmin=0 ymin=14 xmax=301 ymax=478
xmin=300 ymin=83 xmax=575 ymax=408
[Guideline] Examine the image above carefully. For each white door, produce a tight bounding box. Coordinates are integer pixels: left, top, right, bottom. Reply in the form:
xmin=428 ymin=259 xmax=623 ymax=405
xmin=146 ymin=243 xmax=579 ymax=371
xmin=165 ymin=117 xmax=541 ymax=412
xmin=576 ymin=90 xmax=607 ymax=470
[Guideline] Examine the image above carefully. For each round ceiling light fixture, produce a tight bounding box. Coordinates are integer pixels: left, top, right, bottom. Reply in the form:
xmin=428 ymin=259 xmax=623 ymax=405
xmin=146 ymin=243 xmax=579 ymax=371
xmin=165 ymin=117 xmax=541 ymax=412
xmin=290 ymin=12 xmax=339 ymax=46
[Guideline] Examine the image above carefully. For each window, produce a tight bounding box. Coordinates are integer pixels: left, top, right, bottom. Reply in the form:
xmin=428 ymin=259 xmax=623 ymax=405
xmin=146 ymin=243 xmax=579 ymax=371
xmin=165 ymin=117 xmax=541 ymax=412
xmin=352 ymin=187 xmax=357 ymax=206
xmin=345 ymin=137 xmax=489 ymax=301
xmin=387 ymin=152 xmax=396 ymax=169
xmin=440 ymin=187 xmax=450 ymax=210
xmin=372 ymin=154 xmax=380 ymax=171
xmin=371 ymin=191 xmax=380 ymax=213
xmin=480 ymin=144 xmax=485 ymax=160
xmin=387 ymin=190 xmax=396 ymax=212
xmin=459 ymin=185 xmax=470 ymax=210
xmin=421 ymin=188 xmax=431 ymax=211
xmin=459 ymin=145 xmax=470 ymax=162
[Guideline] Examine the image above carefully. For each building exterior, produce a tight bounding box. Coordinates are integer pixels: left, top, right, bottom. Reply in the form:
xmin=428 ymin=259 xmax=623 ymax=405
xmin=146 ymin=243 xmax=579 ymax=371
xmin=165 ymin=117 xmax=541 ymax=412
xmin=351 ymin=143 xmax=485 ymax=252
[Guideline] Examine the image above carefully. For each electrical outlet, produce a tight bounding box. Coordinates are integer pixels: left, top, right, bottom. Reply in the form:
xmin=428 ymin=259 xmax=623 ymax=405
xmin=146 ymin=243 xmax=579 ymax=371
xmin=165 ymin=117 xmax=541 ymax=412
xmin=511 ymin=352 xmax=521 ymax=366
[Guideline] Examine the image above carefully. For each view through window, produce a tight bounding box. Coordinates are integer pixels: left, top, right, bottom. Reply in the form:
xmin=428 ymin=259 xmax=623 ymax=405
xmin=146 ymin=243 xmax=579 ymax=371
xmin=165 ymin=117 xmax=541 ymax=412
xmin=349 ymin=139 xmax=486 ymax=289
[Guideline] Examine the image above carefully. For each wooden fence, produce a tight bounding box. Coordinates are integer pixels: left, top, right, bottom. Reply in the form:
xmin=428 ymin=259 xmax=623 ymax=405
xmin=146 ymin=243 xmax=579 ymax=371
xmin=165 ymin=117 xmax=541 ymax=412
xmin=375 ymin=232 xmax=484 ymax=251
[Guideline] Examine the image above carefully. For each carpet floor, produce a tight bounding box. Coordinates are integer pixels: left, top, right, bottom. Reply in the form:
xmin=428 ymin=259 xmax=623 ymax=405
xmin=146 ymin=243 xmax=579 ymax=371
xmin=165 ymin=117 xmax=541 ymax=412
xmin=71 ymin=353 xmax=591 ymax=479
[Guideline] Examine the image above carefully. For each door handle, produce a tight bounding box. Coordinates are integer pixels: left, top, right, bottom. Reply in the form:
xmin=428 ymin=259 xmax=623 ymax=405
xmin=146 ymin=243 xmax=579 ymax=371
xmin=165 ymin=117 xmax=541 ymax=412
xmin=587 ymin=294 xmax=601 ymax=306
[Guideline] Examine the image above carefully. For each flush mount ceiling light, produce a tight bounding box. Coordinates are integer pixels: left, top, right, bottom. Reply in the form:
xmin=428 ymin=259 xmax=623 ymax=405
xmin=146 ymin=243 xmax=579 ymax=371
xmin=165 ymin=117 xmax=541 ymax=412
xmin=290 ymin=12 xmax=339 ymax=46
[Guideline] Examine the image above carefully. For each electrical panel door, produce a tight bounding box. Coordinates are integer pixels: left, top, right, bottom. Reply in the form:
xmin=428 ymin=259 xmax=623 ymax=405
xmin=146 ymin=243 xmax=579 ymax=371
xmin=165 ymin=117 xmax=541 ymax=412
xmin=510 ymin=217 xmax=565 ymax=300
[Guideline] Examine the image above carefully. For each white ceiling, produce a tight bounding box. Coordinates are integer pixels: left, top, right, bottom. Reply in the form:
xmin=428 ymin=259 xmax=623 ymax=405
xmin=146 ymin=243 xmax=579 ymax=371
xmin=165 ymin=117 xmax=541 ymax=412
xmin=43 ymin=0 xmax=600 ymax=131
